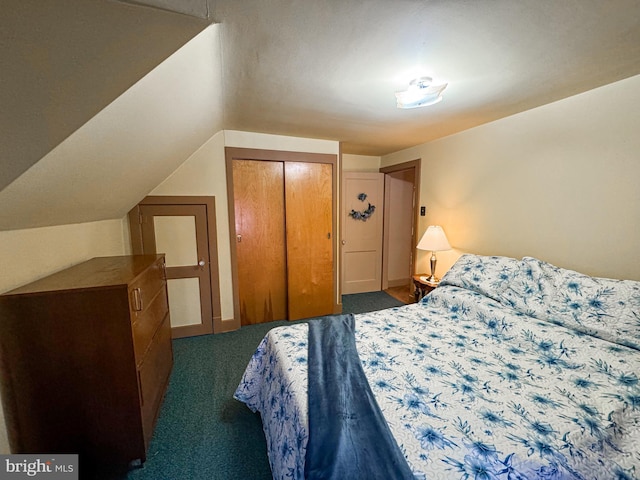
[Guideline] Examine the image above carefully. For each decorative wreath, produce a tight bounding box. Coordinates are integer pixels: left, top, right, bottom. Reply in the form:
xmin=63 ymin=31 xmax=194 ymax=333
xmin=349 ymin=192 xmax=376 ymax=221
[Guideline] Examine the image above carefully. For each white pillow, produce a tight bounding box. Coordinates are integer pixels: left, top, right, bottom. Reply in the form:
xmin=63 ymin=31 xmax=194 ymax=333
xmin=499 ymin=256 xmax=559 ymax=320
xmin=547 ymin=267 xmax=640 ymax=351
xmin=439 ymin=254 xmax=521 ymax=301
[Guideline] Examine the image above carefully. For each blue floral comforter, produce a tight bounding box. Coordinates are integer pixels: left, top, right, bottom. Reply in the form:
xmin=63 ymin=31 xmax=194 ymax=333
xmin=234 ymin=255 xmax=640 ymax=480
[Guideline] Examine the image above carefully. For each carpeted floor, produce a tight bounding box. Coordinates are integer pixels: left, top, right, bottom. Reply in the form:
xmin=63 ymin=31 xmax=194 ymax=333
xmin=122 ymin=291 xmax=404 ymax=480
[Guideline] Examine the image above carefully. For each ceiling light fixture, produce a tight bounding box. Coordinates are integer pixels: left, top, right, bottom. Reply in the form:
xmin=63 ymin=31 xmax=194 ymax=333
xmin=395 ymin=76 xmax=448 ymax=109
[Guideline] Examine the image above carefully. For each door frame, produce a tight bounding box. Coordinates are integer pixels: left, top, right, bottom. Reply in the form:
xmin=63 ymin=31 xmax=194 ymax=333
xmin=380 ymin=159 xmax=421 ymax=290
xmin=225 ymin=147 xmax=340 ymax=323
xmin=128 ymin=196 xmax=225 ymax=334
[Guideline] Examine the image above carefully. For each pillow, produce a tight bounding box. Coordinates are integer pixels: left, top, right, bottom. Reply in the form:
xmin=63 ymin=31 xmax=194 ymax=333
xmin=623 ymin=282 xmax=640 ymax=350
xmin=546 ymin=267 xmax=640 ymax=351
xmin=444 ymin=254 xmax=640 ymax=351
xmin=439 ymin=254 xmax=521 ymax=301
xmin=499 ymin=256 xmax=560 ymax=320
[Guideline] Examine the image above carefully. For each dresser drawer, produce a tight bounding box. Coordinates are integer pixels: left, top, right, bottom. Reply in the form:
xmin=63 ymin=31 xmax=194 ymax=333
xmin=129 ymin=258 xmax=165 ymax=320
xmin=138 ymin=314 xmax=173 ymax=448
xmin=132 ymin=287 xmax=169 ymax=366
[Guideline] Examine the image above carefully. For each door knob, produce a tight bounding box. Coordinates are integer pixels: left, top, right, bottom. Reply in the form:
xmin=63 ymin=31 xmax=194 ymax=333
xmin=198 ymin=260 xmax=206 ymax=267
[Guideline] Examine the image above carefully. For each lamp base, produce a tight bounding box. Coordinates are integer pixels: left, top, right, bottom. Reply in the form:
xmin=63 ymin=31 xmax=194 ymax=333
xmin=419 ymin=275 xmax=440 ymax=287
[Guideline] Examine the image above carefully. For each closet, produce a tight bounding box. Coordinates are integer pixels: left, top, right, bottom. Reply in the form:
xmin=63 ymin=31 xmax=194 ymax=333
xmin=227 ymin=149 xmax=336 ymax=325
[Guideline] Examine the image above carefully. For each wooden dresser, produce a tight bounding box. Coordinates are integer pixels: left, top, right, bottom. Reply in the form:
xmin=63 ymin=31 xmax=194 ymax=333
xmin=0 ymin=255 xmax=173 ymax=473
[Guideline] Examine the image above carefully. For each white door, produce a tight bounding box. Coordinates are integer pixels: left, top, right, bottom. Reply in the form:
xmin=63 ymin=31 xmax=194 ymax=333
xmin=341 ymin=172 xmax=384 ymax=294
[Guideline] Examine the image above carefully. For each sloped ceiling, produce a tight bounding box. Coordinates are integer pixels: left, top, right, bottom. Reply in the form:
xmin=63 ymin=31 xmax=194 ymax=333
xmin=0 ymin=0 xmax=209 ymax=192
xmin=0 ymin=16 xmax=223 ymax=230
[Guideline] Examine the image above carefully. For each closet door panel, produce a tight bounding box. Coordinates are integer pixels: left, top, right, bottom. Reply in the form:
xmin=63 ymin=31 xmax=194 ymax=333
xmin=233 ymin=160 xmax=288 ymax=325
xmin=285 ymin=162 xmax=334 ymax=320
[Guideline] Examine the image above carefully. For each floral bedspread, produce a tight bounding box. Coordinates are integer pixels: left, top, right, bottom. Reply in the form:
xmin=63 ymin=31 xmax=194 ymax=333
xmin=234 ymin=255 xmax=640 ymax=480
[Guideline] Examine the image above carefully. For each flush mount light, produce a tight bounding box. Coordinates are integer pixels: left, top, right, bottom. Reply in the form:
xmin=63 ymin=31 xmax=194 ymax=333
xmin=395 ymin=76 xmax=448 ymax=109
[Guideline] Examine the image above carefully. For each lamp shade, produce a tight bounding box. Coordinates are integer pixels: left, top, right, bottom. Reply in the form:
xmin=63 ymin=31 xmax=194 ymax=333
xmin=417 ymin=225 xmax=451 ymax=252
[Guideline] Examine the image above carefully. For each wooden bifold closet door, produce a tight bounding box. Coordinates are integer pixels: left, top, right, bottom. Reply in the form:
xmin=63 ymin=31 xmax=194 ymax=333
xmin=232 ymin=160 xmax=288 ymax=324
xmin=285 ymin=162 xmax=333 ymax=321
xmin=232 ymin=159 xmax=334 ymax=325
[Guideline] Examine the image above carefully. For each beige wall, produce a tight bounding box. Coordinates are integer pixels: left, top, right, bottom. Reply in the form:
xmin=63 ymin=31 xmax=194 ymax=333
xmin=150 ymin=131 xmax=234 ymax=324
xmin=0 ymin=218 xmax=128 ymax=453
xmin=382 ymin=74 xmax=640 ymax=281
xmin=342 ymin=154 xmax=381 ymax=172
xmin=224 ymin=130 xmax=339 ymax=155
xmin=151 ymin=130 xmax=341 ymax=322
xmin=0 ymin=219 xmax=128 ymax=295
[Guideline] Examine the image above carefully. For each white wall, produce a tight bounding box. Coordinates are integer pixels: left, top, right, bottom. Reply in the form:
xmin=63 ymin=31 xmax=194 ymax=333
xmin=151 ymin=130 xmax=341 ymax=322
xmin=0 ymin=218 xmax=128 ymax=453
xmin=382 ymin=74 xmax=640 ymax=281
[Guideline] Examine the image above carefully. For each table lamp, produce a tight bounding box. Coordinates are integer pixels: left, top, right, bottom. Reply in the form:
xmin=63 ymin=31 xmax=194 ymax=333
xmin=416 ymin=225 xmax=451 ymax=285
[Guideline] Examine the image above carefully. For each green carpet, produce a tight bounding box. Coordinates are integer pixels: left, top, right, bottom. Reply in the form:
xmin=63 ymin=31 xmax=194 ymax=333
xmin=124 ymin=291 xmax=404 ymax=480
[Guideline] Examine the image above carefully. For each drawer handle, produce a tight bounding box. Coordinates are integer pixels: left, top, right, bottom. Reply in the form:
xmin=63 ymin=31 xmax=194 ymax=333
xmin=132 ymin=288 xmax=143 ymax=312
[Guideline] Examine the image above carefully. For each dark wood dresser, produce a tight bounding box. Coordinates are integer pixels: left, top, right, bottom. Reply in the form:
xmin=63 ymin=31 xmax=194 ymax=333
xmin=0 ymin=255 xmax=173 ymax=473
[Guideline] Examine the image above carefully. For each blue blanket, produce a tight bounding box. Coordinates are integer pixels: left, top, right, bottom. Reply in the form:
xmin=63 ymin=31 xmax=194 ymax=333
xmin=304 ymin=314 xmax=414 ymax=480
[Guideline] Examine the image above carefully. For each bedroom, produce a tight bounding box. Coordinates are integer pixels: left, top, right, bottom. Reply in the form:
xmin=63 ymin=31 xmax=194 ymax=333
xmin=1 ymin=0 xmax=639 ymax=477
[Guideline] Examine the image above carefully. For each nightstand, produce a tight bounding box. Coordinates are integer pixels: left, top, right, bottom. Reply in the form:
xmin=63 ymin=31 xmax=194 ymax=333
xmin=412 ymin=274 xmax=438 ymax=301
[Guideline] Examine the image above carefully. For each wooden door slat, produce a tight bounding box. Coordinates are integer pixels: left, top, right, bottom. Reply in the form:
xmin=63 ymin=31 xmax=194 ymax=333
xmin=285 ymin=162 xmax=334 ymax=320
xmin=233 ymin=160 xmax=288 ymax=325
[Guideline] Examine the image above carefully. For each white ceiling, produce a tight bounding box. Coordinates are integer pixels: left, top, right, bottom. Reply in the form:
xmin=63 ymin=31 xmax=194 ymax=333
xmin=127 ymin=0 xmax=640 ymax=155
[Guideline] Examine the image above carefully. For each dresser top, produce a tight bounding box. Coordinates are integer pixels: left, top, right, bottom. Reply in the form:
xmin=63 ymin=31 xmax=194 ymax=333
xmin=2 ymin=255 xmax=164 ymax=296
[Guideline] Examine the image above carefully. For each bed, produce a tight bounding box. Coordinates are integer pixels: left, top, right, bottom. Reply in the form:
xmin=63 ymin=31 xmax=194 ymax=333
xmin=234 ymin=254 xmax=640 ymax=479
